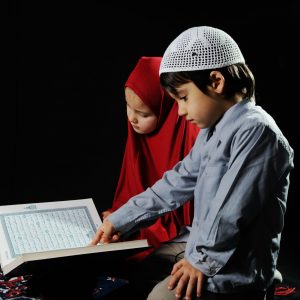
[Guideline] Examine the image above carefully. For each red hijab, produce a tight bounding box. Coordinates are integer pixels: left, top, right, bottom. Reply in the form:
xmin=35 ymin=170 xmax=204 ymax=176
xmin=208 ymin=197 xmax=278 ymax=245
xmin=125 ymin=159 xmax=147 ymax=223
xmin=111 ymin=57 xmax=200 ymax=259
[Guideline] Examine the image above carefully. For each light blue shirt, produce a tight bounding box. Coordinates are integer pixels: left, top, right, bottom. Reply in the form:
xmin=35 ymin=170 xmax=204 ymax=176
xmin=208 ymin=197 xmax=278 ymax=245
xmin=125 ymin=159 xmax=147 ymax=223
xmin=108 ymin=99 xmax=294 ymax=293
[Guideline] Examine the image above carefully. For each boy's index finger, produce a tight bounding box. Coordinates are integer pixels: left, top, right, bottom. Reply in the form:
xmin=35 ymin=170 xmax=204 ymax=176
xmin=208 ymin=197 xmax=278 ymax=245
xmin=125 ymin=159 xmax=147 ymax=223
xmin=89 ymin=228 xmax=104 ymax=245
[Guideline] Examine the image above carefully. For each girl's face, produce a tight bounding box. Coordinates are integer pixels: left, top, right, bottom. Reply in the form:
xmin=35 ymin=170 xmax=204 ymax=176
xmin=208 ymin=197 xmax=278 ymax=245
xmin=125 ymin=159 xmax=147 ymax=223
xmin=170 ymin=81 xmax=229 ymax=129
xmin=125 ymin=87 xmax=158 ymax=134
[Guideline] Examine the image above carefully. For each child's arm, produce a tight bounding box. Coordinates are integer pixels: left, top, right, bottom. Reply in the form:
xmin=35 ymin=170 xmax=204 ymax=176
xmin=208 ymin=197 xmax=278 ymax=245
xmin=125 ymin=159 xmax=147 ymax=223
xmin=107 ymin=132 xmax=205 ymax=237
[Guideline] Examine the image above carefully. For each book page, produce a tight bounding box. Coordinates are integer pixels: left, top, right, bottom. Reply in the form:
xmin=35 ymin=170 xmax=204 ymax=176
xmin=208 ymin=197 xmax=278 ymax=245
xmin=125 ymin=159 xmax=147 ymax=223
xmin=0 ymin=198 xmax=102 ymax=265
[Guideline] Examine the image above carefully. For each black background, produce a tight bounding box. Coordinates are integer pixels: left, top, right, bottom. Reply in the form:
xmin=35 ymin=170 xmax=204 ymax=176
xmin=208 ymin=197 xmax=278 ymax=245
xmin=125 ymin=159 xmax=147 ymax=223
xmin=8 ymin=2 xmax=299 ymax=260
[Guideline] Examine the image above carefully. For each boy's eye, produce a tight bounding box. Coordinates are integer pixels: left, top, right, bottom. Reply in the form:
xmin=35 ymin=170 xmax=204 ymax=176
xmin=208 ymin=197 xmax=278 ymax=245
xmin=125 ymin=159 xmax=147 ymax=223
xmin=179 ymin=96 xmax=187 ymax=101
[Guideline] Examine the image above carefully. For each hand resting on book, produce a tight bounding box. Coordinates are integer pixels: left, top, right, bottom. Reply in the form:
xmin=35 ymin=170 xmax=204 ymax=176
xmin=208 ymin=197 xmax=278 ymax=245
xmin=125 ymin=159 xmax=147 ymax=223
xmin=90 ymin=219 xmax=120 ymax=245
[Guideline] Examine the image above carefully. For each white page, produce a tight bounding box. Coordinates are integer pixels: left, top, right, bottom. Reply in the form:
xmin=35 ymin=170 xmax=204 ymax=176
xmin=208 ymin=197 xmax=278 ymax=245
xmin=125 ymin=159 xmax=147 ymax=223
xmin=0 ymin=198 xmax=102 ymax=265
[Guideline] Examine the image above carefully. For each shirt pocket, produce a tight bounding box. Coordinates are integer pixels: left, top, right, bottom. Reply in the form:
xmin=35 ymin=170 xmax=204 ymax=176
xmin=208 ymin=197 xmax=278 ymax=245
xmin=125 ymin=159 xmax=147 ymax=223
xmin=201 ymin=164 xmax=228 ymax=200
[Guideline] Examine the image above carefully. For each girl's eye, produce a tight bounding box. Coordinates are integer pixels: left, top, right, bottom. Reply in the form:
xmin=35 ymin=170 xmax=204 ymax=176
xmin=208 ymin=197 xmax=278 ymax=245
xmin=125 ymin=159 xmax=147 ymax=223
xmin=140 ymin=113 xmax=151 ymax=118
xmin=180 ymin=96 xmax=187 ymax=101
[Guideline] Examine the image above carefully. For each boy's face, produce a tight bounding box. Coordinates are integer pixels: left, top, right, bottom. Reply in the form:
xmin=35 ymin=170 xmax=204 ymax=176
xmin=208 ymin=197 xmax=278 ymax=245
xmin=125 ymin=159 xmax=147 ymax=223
xmin=170 ymin=81 xmax=227 ymax=129
xmin=125 ymin=87 xmax=158 ymax=134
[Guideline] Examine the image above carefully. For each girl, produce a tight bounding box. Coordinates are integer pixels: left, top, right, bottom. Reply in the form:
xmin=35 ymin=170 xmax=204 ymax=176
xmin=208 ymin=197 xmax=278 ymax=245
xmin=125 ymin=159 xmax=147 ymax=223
xmin=101 ymin=56 xmax=200 ymax=259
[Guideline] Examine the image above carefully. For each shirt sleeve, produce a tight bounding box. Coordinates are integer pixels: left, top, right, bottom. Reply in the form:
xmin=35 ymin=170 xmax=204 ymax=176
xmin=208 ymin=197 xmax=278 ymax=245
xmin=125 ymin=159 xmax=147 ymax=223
xmin=108 ymin=133 xmax=203 ymax=235
xmin=186 ymin=124 xmax=294 ymax=276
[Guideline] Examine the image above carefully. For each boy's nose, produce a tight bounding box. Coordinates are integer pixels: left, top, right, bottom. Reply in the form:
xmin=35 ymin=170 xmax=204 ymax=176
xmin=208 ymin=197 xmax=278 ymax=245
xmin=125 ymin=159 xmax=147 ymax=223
xmin=178 ymin=104 xmax=187 ymax=116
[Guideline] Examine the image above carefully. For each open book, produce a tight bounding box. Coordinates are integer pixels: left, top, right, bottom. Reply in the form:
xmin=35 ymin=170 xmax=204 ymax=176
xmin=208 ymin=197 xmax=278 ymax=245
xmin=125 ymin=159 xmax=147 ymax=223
xmin=0 ymin=198 xmax=150 ymax=277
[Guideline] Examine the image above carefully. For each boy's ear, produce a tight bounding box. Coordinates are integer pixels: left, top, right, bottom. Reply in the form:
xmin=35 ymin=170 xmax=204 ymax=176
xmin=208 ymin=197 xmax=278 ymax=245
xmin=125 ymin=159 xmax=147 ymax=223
xmin=209 ymin=71 xmax=225 ymax=94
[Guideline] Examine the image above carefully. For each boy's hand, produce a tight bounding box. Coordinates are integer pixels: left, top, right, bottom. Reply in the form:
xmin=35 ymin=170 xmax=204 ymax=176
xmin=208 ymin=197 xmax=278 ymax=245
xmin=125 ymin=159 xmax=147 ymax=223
xmin=168 ymin=258 xmax=205 ymax=300
xmin=90 ymin=219 xmax=120 ymax=245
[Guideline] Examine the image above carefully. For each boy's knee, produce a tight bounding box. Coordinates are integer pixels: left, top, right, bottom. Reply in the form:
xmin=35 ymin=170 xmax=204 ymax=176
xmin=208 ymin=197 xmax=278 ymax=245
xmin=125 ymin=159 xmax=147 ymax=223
xmin=147 ymin=276 xmax=176 ymax=300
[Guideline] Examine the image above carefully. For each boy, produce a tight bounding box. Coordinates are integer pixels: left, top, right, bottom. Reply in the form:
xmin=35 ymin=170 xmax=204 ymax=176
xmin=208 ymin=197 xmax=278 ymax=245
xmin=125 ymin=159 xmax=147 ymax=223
xmin=91 ymin=26 xmax=294 ymax=300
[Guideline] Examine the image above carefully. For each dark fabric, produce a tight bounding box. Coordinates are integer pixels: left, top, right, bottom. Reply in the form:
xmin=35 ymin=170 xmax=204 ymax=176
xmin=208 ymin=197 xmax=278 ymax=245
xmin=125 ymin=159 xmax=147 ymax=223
xmin=197 ymin=290 xmax=266 ymax=300
xmin=99 ymin=243 xmax=185 ymax=299
xmin=91 ymin=276 xmax=129 ymax=299
xmin=0 ymin=271 xmax=127 ymax=299
xmin=0 ymin=271 xmax=38 ymax=299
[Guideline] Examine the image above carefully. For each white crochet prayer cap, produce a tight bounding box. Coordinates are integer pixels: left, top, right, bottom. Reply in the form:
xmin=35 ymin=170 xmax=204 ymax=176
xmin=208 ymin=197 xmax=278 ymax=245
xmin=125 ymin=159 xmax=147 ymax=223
xmin=159 ymin=26 xmax=245 ymax=74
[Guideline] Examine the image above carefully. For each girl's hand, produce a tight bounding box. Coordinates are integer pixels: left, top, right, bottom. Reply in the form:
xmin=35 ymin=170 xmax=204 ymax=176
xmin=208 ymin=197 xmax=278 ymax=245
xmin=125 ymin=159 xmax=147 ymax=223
xmin=100 ymin=210 xmax=112 ymax=220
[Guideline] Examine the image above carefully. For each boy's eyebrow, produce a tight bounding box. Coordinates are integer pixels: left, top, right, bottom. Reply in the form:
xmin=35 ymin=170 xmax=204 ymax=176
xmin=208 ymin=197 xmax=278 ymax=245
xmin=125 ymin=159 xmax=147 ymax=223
xmin=176 ymin=87 xmax=187 ymax=95
xmin=176 ymin=84 xmax=189 ymax=92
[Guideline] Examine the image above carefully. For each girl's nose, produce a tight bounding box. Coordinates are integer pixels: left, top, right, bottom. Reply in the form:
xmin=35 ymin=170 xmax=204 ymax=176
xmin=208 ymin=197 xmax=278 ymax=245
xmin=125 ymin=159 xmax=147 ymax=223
xmin=127 ymin=111 xmax=138 ymax=124
xmin=128 ymin=115 xmax=138 ymax=124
